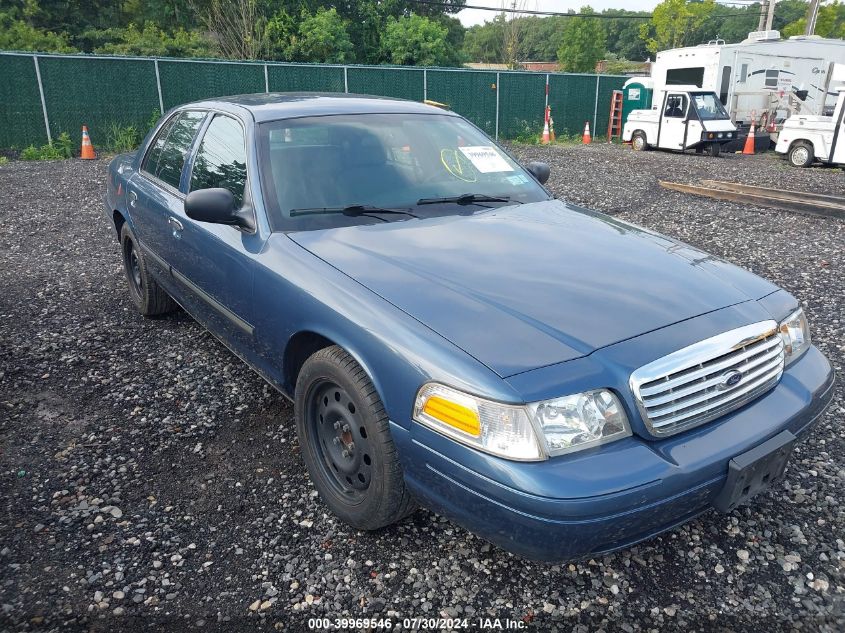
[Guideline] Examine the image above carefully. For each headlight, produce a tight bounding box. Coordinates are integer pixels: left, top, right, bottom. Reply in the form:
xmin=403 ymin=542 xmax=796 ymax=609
xmin=527 ymin=390 xmax=631 ymax=456
xmin=779 ymin=308 xmax=811 ymax=366
xmin=413 ymin=384 xmax=631 ymax=461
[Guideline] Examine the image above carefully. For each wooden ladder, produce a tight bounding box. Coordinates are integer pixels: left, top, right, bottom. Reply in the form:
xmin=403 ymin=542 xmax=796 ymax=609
xmin=607 ymin=90 xmax=623 ymax=141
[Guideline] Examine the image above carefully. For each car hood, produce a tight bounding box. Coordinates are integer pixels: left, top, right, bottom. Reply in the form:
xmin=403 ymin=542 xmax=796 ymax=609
xmin=290 ymin=200 xmax=778 ymax=377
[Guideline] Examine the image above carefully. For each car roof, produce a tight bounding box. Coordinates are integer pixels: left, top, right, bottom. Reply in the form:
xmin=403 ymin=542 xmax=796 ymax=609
xmin=182 ymin=92 xmax=457 ymax=122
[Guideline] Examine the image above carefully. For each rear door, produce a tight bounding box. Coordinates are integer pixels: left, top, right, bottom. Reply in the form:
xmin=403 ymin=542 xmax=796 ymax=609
xmin=127 ymin=110 xmax=207 ymax=278
xmin=658 ymin=92 xmax=688 ymax=149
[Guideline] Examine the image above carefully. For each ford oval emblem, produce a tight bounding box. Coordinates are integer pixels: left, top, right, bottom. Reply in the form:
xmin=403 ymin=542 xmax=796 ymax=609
xmin=720 ymin=370 xmax=743 ymax=390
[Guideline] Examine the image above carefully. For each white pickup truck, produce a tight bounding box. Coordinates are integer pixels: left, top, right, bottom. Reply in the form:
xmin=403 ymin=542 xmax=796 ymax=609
xmin=775 ymin=87 xmax=845 ymax=167
xmin=623 ymin=87 xmax=738 ymax=157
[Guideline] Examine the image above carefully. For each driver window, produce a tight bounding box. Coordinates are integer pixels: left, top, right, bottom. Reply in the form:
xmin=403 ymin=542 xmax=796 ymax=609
xmin=664 ymin=95 xmax=687 ymax=118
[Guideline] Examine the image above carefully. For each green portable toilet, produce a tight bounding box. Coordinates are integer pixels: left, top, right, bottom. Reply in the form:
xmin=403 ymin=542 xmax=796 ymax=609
xmin=622 ymin=77 xmax=654 ymax=125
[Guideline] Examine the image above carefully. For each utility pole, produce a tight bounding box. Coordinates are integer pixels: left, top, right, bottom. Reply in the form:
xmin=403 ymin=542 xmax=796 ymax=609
xmin=765 ymin=0 xmax=776 ymax=31
xmin=806 ymin=0 xmax=821 ymax=35
xmin=757 ymin=0 xmax=769 ymax=32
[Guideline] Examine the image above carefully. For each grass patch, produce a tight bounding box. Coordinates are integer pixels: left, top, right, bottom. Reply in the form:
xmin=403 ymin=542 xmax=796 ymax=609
xmin=105 ymin=122 xmax=141 ymax=153
xmin=19 ymin=132 xmax=74 ymax=160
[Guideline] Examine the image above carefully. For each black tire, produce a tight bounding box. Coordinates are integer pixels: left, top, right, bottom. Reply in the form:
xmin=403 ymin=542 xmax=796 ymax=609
xmin=707 ymin=143 xmax=721 ymax=157
xmin=294 ymin=345 xmax=416 ymax=530
xmin=631 ymin=131 xmax=648 ymax=151
xmin=788 ymin=142 xmax=814 ymax=168
xmin=120 ymin=223 xmax=177 ymax=316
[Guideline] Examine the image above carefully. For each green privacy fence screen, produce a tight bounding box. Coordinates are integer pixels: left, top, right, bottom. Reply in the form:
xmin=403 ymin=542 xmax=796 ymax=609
xmin=0 ymin=51 xmax=626 ymax=149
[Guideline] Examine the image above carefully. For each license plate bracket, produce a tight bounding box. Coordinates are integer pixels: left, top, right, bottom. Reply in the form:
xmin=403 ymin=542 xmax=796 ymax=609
xmin=713 ymin=430 xmax=796 ymax=513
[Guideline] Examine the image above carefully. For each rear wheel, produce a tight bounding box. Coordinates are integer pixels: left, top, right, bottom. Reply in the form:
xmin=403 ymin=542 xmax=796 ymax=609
xmin=120 ymin=223 xmax=176 ymax=316
xmin=295 ymin=346 xmax=416 ymax=530
xmin=788 ymin=142 xmax=814 ymax=168
xmin=631 ymin=131 xmax=648 ymax=151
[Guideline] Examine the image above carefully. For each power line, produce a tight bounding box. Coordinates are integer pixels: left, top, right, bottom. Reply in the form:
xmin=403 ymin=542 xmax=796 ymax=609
xmin=407 ymin=0 xmax=766 ymax=21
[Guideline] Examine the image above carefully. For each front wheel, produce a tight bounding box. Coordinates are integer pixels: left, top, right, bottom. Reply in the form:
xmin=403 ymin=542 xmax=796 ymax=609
xmin=707 ymin=143 xmax=721 ymax=157
xmin=631 ymin=131 xmax=648 ymax=151
xmin=294 ymin=346 xmax=416 ymax=530
xmin=788 ymin=142 xmax=814 ymax=168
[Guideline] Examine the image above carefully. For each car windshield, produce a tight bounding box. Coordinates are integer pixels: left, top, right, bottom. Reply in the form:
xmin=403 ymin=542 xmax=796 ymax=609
xmin=257 ymin=113 xmax=551 ymax=231
xmin=692 ymin=93 xmax=729 ymax=120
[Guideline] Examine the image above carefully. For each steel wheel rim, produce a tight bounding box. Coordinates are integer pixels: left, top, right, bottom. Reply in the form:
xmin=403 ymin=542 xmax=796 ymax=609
xmin=791 ymin=147 xmax=809 ymax=166
xmin=124 ymin=240 xmax=143 ymax=297
xmin=308 ymin=380 xmax=373 ymax=500
xmin=633 ymin=136 xmax=644 ymax=151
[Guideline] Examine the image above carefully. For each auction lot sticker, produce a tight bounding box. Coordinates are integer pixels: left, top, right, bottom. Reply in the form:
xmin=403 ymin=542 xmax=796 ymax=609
xmin=458 ymin=146 xmax=514 ymax=173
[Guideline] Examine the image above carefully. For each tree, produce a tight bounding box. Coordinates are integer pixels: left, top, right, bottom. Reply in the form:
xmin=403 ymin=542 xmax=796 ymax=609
xmin=198 ymin=0 xmax=267 ymax=59
xmin=783 ymin=1 xmax=845 ymax=38
xmin=641 ymin=0 xmax=717 ymax=54
xmin=91 ymin=22 xmax=214 ymax=57
xmin=462 ymin=13 xmax=506 ymax=62
xmin=0 ymin=9 xmax=77 ymax=52
xmin=603 ymin=10 xmax=651 ymax=60
xmin=557 ymin=7 xmax=606 ymax=73
xmin=381 ymin=14 xmax=451 ymax=66
xmin=288 ymin=8 xmax=353 ymax=63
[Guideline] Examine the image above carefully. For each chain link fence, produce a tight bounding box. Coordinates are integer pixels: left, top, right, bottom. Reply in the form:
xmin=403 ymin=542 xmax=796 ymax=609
xmin=0 ymin=51 xmax=627 ymax=149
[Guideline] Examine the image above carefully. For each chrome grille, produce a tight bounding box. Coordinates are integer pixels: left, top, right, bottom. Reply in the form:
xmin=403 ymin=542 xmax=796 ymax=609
xmin=630 ymin=321 xmax=784 ymax=437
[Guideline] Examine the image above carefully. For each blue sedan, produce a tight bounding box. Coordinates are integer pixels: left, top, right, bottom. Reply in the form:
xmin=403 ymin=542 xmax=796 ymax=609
xmin=104 ymin=93 xmax=834 ymax=561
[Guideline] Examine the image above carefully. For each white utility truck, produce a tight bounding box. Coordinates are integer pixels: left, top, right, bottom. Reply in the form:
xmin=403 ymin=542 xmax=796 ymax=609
xmin=651 ymin=31 xmax=845 ymax=129
xmin=776 ymin=86 xmax=845 ymax=167
xmin=623 ymin=87 xmax=738 ymax=156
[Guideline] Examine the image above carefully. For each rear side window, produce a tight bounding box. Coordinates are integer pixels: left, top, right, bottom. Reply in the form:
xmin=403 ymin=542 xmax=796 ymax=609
xmin=142 ymin=111 xmax=205 ymax=189
xmin=190 ymin=115 xmax=247 ymax=207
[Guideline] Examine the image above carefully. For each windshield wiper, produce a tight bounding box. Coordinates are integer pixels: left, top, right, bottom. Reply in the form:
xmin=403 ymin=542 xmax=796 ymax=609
xmin=290 ymin=204 xmax=419 ymax=221
xmin=416 ymin=193 xmax=521 ymax=206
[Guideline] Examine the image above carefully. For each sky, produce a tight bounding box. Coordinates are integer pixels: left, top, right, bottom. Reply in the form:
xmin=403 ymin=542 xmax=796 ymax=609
xmin=456 ymin=0 xmax=663 ymax=27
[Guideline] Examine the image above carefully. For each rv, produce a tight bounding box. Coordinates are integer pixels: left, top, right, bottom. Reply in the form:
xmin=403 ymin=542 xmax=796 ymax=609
xmin=651 ymin=30 xmax=845 ymax=133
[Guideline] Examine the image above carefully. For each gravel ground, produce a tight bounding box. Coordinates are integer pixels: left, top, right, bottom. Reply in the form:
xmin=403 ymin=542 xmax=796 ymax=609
xmin=0 ymin=145 xmax=843 ymax=632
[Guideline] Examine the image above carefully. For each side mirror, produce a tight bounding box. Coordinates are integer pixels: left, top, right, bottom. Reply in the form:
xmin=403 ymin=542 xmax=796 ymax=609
xmin=184 ymin=188 xmax=254 ymax=231
xmin=526 ymin=161 xmax=550 ymax=185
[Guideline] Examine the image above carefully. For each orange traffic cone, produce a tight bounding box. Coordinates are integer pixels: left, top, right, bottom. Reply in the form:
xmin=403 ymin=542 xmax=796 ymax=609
xmin=742 ymin=122 xmax=756 ymax=155
xmin=540 ymin=119 xmax=551 ymax=145
xmin=80 ymin=126 xmax=96 ymax=160
xmin=582 ymin=121 xmax=592 ymax=144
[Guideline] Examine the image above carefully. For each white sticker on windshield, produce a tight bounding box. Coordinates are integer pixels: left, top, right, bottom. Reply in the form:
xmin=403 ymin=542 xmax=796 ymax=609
xmin=458 ymin=146 xmax=514 ymax=173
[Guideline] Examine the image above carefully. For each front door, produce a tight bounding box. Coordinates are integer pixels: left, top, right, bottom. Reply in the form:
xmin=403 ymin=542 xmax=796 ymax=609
xmin=659 ymin=93 xmax=688 ymax=150
xmin=164 ymin=113 xmax=263 ymax=358
xmin=126 ymin=110 xmax=207 ymax=286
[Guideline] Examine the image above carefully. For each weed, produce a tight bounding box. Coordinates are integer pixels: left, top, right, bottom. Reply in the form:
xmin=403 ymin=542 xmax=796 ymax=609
xmin=147 ymin=109 xmax=162 ymax=132
xmin=0 ymin=156 xmax=8 ymax=166
xmin=19 ymin=133 xmax=74 ymax=160
xmin=105 ymin=122 xmax=140 ymax=152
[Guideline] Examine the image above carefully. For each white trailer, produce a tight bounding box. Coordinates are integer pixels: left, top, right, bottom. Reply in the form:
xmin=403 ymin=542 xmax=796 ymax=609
xmin=651 ymin=31 xmax=845 ymax=130
xmin=623 ymin=88 xmax=737 ymax=156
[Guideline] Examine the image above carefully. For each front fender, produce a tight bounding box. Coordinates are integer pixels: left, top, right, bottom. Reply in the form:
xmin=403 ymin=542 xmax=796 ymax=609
xmin=251 ymin=234 xmax=520 ymax=428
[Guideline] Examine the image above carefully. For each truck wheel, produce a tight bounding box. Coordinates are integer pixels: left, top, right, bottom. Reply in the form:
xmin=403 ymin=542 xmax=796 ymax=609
xmin=631 ymin=131 xmax=648 ymax=151
xmin=120 ymin=223 xmax=177 ymax=316
xmin=788 ymin=142 xmax=814 ymax=168
xmin=707 ymin=143 xmax=721 ymax=157
xmin=294 ymin=345 xmax=416 ymax=530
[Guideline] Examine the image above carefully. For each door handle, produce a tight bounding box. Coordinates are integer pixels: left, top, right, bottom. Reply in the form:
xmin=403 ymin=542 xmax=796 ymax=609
xmin=168 ymin=216 xmax=184 ymax=238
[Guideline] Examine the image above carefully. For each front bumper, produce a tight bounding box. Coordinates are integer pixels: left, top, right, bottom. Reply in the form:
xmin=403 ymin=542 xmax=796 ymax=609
xmin=393 ymin=346 xmax=834 ymax=561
